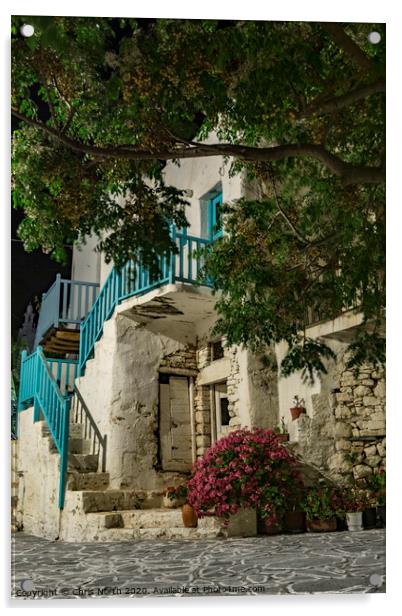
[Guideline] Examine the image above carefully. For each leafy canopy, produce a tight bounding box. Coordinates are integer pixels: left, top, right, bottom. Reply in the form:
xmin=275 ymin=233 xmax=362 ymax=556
xmin=11 ymin=17 xmax=385 ymax=376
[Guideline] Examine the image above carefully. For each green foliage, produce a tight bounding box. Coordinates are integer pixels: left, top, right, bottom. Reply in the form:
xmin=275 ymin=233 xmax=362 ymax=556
xmin=11 ymin=17 xmax=385 ymax=376
xmin=301 ymin=484 xmax=344 ymax=520
xmin=202 ymin=175 xmax=384 ymax=377
xmin=11 ymin=337 xmax=28 ymax=436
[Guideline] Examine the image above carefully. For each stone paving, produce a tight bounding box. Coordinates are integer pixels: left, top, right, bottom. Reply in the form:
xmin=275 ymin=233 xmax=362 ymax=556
xmin=11 ymin=529 xmax=385 ymax=599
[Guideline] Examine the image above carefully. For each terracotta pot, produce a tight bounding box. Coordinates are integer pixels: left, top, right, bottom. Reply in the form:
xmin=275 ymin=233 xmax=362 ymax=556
xmin=276 ymin=434 xmax=290 ymax=443
xmin=284 ymin=511 xmax=306 ymax=533
xmin=182 ymin=503 xmax=198 ymax=528
xmin=290 ymin=406 xmax=306 ymax=421
xmin=307 ymin=518 xmax=337 ymax=533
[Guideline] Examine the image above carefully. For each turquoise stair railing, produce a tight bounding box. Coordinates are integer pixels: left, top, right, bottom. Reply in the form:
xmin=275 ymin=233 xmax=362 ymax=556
xmin=79 ymin=228 xmax=211 ymax=374
xmin=34 ymin=276 xmax=100 ymax=349
xmin=18 ymin=346 xmax=71 ymax=509
xmin=47 ymin=358 xmax=80 ymax=396
xmin=17 ymin=227 xmax=214 ymax=510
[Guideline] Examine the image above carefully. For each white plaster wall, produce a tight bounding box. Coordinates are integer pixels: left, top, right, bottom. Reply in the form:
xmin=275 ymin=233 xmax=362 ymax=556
xmin=16 ymin=408 xmax=61 ymax=539
xmin=245 ymin=351 xmax=279 ymax=429
xmin=163 ymin=156 xmax=243 ymax=236
xmin=72 ymin=137 xmax=244 ymax=287
xmin=275 ymin=338 xmax=346 ymax=441
xmin=71 ymin=234 xmax=101 ymax=284
xmin=76 ymin=311 xmax=192 ymax=490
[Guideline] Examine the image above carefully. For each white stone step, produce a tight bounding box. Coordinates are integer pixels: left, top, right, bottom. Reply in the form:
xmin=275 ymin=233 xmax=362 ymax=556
xmin=69 ymin=423 xmax=84 ymax=438
xmin=92 ymin=526 xmax=222 ymax=542
xmin=67 ymin=472 xmax=110 ymax=491
xmin=120 ymin=508 xmax=183 ymax=528
xmin=80 ymin=490 xmax=141 ymax=513
xmin=69 ymin=454 xmax=99 ymax=473
xmin=86 ymin=508 xmax=222 ymax=532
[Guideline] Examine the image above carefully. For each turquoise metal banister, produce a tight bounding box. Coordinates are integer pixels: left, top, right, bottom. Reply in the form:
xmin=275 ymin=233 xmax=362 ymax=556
xmin=34 ymin=276 xmax=100 ymax=349
xmin=80 ymin=267 xmax=121 ymax=371
xmin=47 ymin=358 xmax=80 ymax=397
xmin=18 ymin=346 xmax=71 ymax=509
xmin=79 ymin=229 xmax=212 ymax=374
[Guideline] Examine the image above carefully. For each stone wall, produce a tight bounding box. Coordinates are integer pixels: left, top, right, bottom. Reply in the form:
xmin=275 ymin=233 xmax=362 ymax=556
xmin=226 ymin=347 xmax=242 ymax=429
xmin=290 ymin=349 xmax=386 ymax=483
xmin=194 ymin=386 xmax=212 ymax=457
xmin=160 ymin=347 xmax=198 ymax=372
xmin=196 ymin=341 xmax=279 ymax=448
xmin=331 ymin=356 xmax=386 ymax=482
xmin=76 ymin=314 xmax=195 ymax=491
xmin=16 ymin=408 xmax=61 ymax=540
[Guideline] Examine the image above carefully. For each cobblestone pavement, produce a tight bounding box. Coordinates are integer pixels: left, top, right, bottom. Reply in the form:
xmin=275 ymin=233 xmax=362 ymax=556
xmin=11 ymin=529 xmax=385 ymax=599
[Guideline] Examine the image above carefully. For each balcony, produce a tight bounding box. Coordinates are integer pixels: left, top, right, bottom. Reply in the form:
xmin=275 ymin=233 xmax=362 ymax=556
xmin=32 ymin=228 xmax=216 ymax=373
xmin=34 ymin=276 xmax=100 ymax=354
xmin=79 ymin=229 xmax=215 ymax=372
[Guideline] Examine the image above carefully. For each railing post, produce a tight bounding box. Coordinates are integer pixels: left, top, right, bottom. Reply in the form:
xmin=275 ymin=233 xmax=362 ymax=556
xmin=79 ymin=321 xmax=85 ymax=377
xmin=58 ymin=395 xmax=71 ymax=510
xmin=33 ymin=345 xmax=43 ymax=422
xmin=102 ymin=434 xmax=107 ymax=473
xmin=54 ymin=274 xmax=61 ymax=328
xmin=17 ymin=350 xmax=27 ymax=411
xmin=169 ymin=225 xmax=177 ymax=284
xmin=116 ymin=268 xmax=122 ymax=304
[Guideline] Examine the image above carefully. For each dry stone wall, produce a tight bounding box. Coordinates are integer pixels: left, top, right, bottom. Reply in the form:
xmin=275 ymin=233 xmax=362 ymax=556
xmin=332 ymin=356 xmax=385 ymax=482
xmin=292 ymin=350 xmax=386 ymax=483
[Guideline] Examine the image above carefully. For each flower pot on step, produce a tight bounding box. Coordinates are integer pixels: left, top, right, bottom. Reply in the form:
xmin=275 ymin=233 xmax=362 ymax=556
xmin=182 ymin=503 xmax=198 ymax=528
xmin=290 ymin=406 xmax=306 ymax=421
xmin=284 ymin=511 xmax=306 ymax=533
xmin=307 ymin=518 xmax=337 ymax=533
xmin=346 ymin=511 xmax=363 ymax=531
xmin=276 ymin=434 xmax=290 ymax=443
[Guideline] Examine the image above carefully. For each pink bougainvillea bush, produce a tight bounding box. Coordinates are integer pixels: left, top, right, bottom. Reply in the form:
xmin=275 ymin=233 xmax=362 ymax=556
xmin=187 ymin=427 xmax=301 ymax=523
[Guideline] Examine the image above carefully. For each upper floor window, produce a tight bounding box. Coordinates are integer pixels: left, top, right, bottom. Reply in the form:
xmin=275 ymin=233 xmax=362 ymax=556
xmin=209 ymin=339 xmax=224 ymax=362
xmin=208 ymin=192 xmax=223 ymax=241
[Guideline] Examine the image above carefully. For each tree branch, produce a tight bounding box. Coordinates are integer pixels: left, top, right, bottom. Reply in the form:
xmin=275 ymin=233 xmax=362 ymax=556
xmin=62 ymin=107 xmax=76 ymax=134
xmin=11 ymin=107 xmax=385 ymax=185
xmin=296 ymin=78 xmax=385 ymax=119
xmin=268 ymin=166 xmax=310 ymax=245
xmin=320 ymin=22 xmax=376 ymax=72
xmin=43 ymin=82 xmax=61 ymax=130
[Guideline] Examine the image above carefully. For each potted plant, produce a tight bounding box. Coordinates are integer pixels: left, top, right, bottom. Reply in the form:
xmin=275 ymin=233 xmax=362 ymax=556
xmin=289 ymin=395 xmax=306 ymax=421
xmin=359 ymin=475 xmax=378 ymax=529
xmin=187 ymin=427 xmax=301 ymax=533
xmin=375 ymin=471 xmax=386 ymax=528
xmin=301 ymin=484 xmax=342 ymax=532
xmin=273 ymin=417 xmax=290 ymax=443
xmin=340 ymin=483 xmax=370 ymax=531
xmin=165 ymin=484 xmax=197 ymax=528
xmin=368 ymin=471 xmax=386 ymax=528
xmin=283 ymin=481 xmax=306 ymax=533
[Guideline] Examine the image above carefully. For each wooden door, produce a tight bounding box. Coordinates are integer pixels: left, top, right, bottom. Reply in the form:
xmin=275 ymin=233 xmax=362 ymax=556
xmin=159 ymin=375 xmax=192 ymax=472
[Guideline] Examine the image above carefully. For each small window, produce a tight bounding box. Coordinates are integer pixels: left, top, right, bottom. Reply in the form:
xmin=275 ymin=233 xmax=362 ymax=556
xmin=210 ymin=340 xmax=224 ymax=361
xmin=208 ymin=193 xmax=223 ymax=241
xmin=220 ymin=397 xmax=230 ymax=426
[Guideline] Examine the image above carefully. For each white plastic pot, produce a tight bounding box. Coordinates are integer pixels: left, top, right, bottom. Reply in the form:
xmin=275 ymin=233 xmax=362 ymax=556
xmin=346 ymin=511 xmax=363 ymax=531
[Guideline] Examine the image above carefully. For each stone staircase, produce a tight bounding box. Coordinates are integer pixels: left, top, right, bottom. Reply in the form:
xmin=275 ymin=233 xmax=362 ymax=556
xmin=39 ymin=419 xmax=226 ymax=542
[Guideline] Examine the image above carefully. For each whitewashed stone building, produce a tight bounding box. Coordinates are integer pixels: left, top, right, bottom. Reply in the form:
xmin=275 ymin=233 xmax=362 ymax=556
xmin=15 ymin=150 xmax=385 ymax=541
